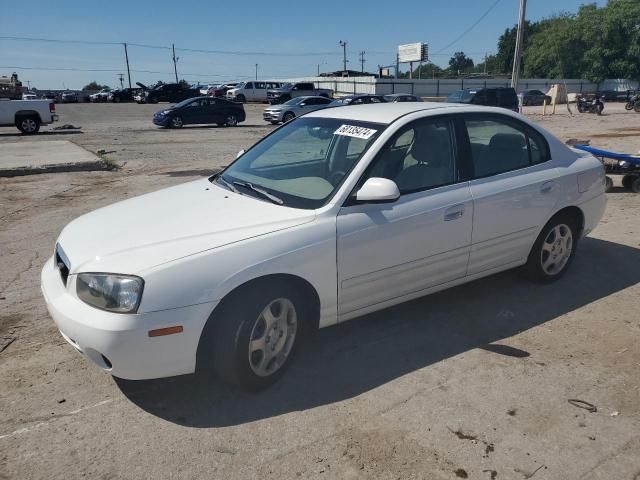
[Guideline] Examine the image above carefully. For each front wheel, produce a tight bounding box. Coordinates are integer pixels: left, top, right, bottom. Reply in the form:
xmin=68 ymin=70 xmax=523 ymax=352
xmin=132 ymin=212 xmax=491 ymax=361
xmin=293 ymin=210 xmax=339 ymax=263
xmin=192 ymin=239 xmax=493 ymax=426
xmin=236 ymin=94 xmax=246 ymax=103
xmin=625 ymin=102 xmax=633 ymax=111
xmin=225 ymin=113 xmax=238 ymax=127
xmin=198 ymin=282 xmax=306 ymax=390
xmin=170 ymin=116 xmax=183 ymax=128
xmin=283 ymin=112 xmax=296 ymax=122
xmin=523 ymin=214 xmax=578 ymax=283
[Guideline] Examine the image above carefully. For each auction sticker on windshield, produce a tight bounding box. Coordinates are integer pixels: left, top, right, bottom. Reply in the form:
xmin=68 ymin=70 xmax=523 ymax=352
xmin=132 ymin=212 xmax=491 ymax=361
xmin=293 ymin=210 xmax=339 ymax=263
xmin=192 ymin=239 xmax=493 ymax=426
xmin=334 ymin=124 xmax=378 ymax=139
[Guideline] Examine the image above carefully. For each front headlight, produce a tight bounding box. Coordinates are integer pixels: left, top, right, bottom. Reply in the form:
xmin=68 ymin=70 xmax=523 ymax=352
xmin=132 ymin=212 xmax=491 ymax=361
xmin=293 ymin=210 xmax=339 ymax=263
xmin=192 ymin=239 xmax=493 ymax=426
xmin=76 ymin=273 xmax=144 ymax=313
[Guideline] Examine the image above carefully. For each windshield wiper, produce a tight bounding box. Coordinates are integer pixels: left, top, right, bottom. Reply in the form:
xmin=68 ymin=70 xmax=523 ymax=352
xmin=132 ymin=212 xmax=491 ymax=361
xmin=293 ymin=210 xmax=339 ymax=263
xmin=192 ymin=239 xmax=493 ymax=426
xmin=214 ymin=174 xmax=239 ymax=193
xmin=233 ymin=181 xmax=284 ymax=205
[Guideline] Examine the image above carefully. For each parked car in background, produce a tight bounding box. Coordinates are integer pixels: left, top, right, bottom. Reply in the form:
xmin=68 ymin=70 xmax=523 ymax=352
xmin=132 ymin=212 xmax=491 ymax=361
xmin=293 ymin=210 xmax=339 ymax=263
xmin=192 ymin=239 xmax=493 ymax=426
xmin=521 ymin=89 xmax=551 ymax=106
xmin=198 ymin=84 xmax=215 ymax=95
xmin=41 ymin=93 xmax=58 ymax=103
xmin=267 ymin=82 xmax=333 ymax=105
xmin=89 ymin=89 xmax=111 ymax=103
xmin=61 ymin=91 xmax=79 ymax=103
xmin=22 ymin=93 xmax=38 ymax=100
xmin=329 ymin=94 xmax=386 ymax=107
xmin=226 ymin=81 xmax=282 ymax=103
xmin=263 ymin=96 xmax=333 ymax=124
xmin=596 ymin=89 xmax=633 ymax=102
xmin=446 ymin=87 xmax=519 ymax=112
xmin=42 ymin=103 xmax=606 ymax=389
xmin=383 ymin=93 xmax=422 ymax=103
xmin=0 ymin=98 xmax=58 ymax=133
xmin=108 ymin=88 xmax=139 ymax=103
xmin=152 ymin=96 xmax=245 ymax=128
xmin=139 ymin=82 xmax=200 ymax=104
xmin=208 ymin=83 xmax=238 ymax=97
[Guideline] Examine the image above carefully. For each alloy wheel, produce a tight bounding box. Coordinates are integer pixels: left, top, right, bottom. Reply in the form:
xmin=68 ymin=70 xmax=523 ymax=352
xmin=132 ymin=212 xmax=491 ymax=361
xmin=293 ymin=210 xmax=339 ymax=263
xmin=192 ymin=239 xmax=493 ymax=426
xmin=540 ymin=224 xmax=573 ymax=275
xmin=248 ymin=298 xmax=297 ymax=377
xmin=22 ymin=118 xmax=37 ymax=133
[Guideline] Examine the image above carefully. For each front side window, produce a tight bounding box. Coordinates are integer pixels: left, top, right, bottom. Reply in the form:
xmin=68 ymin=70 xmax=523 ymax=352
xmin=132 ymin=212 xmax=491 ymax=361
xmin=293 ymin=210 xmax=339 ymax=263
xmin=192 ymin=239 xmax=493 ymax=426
xmin=362 ymin=117 xmax=457 ymax=194
xmin=465 ymin=115 xmax=550 ymax=178
xmin=218 ymin=117 xmax=384 ymax=209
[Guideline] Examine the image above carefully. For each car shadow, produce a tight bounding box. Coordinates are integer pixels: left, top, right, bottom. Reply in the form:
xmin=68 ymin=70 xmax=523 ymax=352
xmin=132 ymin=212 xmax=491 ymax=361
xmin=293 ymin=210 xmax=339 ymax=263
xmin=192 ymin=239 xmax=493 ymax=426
xmin=115 ymin=237 xmax=640 ymax=427
xmin=0 ymin=130 xmax=83 ymax=137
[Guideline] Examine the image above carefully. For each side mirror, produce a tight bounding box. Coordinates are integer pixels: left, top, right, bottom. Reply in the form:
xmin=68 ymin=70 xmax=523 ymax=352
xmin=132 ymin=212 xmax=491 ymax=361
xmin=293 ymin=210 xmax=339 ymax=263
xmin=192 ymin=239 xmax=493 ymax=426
xmin=355 ymin=177 xmax=400 ymax=203
xmin=236 ymin=149 xmax=245 ymax=158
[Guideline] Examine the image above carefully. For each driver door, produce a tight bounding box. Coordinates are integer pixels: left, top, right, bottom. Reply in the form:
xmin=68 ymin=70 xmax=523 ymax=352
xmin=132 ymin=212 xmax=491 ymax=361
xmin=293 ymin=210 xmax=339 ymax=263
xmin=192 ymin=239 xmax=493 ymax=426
xmin=336 ymin=115 xmax=473 ymax=319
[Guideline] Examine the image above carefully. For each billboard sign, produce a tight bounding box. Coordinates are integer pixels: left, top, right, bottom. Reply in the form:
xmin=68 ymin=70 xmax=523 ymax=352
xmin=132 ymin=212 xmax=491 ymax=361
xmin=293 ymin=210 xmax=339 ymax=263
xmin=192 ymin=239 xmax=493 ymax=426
xmin=398 ymin=43 xmax=428 ymax=63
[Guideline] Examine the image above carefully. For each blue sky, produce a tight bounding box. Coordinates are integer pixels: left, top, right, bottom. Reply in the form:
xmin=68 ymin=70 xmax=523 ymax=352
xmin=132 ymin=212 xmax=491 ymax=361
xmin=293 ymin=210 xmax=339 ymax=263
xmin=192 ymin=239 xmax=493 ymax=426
xmin=1 ymin=0 xmax=604 ymax=90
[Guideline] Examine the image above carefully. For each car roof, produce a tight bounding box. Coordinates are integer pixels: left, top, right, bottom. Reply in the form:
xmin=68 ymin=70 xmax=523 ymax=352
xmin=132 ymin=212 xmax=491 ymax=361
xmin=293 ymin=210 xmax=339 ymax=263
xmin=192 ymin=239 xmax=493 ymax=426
xmin=385 ymin=93 xmax=414 ymax=97
xmin=307 ymin=102 xmax=474 ymax=124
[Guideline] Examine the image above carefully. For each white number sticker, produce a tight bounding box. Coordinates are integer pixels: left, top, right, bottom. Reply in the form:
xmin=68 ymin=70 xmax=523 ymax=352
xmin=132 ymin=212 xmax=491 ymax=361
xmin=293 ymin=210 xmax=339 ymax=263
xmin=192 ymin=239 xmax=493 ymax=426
xmin=334 ymin=124 xmax=377 ymax=140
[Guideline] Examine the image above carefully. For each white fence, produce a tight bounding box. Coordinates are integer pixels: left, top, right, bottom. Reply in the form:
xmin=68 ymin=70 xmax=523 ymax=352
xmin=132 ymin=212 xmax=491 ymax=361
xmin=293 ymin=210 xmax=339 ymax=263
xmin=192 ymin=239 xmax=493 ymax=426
xmin=284 ymin=76 xmax=629 ymax=98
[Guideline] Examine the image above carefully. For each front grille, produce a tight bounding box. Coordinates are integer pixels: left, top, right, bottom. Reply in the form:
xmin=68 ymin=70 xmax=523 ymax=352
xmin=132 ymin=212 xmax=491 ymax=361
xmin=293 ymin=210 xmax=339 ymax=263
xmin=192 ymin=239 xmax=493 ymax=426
xmin=55 ymin=243 xmax=70 ymax=286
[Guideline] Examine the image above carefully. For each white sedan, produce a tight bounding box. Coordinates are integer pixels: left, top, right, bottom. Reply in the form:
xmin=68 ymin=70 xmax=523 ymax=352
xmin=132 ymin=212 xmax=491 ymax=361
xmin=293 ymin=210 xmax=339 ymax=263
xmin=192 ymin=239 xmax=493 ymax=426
xmin=41 ymin=103 xmax=606 ymax=390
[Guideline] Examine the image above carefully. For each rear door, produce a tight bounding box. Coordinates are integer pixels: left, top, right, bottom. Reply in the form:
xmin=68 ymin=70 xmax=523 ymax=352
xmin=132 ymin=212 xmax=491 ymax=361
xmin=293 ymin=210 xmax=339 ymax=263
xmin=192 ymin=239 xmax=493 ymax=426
xmin=463 ymin=113 xmax=557 ymax=275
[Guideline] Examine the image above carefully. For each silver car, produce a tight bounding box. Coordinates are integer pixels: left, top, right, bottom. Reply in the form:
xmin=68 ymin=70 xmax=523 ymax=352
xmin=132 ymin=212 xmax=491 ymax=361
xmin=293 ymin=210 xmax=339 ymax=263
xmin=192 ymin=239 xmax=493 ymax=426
xmin=263 ymin=96 xmax=333 ymax=124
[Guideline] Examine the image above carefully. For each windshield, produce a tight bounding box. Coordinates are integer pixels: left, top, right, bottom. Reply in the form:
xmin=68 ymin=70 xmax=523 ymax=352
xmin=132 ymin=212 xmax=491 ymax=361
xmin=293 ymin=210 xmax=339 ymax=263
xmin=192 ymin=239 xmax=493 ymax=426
xmin=283 ymin=97 xmax=304 ymax=106
xmin=173 ymin=98 xmax=197 ymax=108
xmin=280 ymin=83 xmax=292 ymax=89
xmin=235 ymin=82 xmax=246 ymax=89
xmin=217 ymin=117 xmax=384 ymax=209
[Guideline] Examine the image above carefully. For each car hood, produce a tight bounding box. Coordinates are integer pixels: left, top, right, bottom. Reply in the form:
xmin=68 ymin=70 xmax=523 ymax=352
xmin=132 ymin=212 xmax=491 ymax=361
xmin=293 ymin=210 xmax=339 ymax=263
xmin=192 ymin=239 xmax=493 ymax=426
xmin=57 ymin=179 xmax=316 ymax=275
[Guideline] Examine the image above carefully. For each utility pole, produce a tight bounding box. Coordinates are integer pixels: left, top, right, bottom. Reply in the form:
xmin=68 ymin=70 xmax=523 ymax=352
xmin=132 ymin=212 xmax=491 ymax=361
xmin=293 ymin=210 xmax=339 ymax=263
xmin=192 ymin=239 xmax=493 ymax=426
xmin=255 ymin=63 xmax=258 ymax=81
xmin=359 ymin=51 xmax=366 ymax=73
xmin=117 ymin=73 xmax=124 ymax=88
xmin=484 ymin=52 xmax=488 ymax=74
xmin=511 ymin=0 xmax=527 ymax=90
xmin=123 ymin=43 xmax=132 ymax=88
xmin=339 ymin=40 xmax=348 ymax=75
xmin=172 ymin=43 xmax=179 ymax=83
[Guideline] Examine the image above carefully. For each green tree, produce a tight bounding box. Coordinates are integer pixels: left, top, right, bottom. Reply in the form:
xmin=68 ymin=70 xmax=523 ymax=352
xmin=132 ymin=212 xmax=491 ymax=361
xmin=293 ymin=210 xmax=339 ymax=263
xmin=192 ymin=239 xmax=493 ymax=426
xmin=448 ymin=52 xmax=474 ymax=74
xmin=82 ymin=81 xmax=109 ymax=91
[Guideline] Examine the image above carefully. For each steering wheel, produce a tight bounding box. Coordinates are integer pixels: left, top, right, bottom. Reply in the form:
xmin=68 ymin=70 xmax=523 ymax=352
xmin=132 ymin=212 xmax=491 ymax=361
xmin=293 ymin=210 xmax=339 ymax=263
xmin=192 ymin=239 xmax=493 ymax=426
xmin=329 ymin=171 xmax=346 ymax=186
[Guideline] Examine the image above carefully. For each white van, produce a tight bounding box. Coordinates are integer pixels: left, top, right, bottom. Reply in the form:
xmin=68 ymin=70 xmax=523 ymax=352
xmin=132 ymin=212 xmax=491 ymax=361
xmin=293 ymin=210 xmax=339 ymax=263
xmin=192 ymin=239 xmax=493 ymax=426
xmin=226 ymin=81 xmax=282 ymax=103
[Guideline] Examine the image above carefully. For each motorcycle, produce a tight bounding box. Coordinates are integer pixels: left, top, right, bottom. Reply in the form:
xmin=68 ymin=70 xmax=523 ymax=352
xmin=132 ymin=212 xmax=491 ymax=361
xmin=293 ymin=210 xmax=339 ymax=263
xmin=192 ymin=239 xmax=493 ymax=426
xmin=624 ymin=92 xmax=640 ymax=112
xmin=577 ymin=95 xmax=604 ymax=115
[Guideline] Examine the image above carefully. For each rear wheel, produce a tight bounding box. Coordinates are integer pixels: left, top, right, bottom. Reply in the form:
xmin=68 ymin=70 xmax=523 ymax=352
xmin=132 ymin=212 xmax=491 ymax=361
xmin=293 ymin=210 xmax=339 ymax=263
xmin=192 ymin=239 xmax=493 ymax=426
xmin=523 ymin=214 xmax=578 ymax=283
xmin=16 ymin=116 xmax=40 ymax=135
xmin=631 ymin=176 xmax=640 ymax=193
xmin=283 ymin=112 xmax=296 ymax=122
xmin=622 ymin=174 xmax=635 ymax=189
xmin=198 ymin=281 xmax=306 ymax=390
xmin=236 ymin=94 xmax=246 ymax=103
xmin=170 ymin=116 xmax=183 ymax=128
xmin=634 ymin=102 xmax=640 ymax=113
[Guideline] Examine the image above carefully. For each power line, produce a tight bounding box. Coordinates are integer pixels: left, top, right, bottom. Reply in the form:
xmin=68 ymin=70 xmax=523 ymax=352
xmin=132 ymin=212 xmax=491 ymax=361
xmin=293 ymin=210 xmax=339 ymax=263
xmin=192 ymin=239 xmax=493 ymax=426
xmin=434 ymin=0 xmax=503 ymax=54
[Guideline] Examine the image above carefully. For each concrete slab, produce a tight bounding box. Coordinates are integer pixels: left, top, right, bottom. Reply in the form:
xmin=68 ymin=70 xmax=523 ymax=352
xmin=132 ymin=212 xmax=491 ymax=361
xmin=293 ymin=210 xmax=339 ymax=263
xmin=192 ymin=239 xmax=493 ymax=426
xmin=0 ymin=140 xmax=110 ymax=177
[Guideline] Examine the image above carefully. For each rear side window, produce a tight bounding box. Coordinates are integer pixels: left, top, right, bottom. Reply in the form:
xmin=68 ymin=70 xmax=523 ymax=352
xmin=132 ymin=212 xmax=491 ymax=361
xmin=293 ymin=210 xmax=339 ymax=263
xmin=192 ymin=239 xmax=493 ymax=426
xmin=465 ymin=115 xmax=550 ymax=178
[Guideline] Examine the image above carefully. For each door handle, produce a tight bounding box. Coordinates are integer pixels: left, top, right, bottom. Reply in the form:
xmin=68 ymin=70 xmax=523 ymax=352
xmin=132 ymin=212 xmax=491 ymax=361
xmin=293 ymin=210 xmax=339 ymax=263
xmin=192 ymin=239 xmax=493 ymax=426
xmin=444 ymin=204 xmax=465 ymax=221
xmin=540 ymin=180 xmax=555 ymax=193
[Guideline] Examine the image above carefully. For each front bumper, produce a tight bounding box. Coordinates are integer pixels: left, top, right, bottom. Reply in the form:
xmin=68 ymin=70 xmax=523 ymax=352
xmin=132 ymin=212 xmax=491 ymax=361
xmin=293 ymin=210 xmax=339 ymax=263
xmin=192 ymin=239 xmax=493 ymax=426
xmin=41 ymin=257 xmax=216 ymax=380
xmin=263 ymin=110 xmax=283 ymax=122
xmin=152 ymin=115 xmax=170 ymax=126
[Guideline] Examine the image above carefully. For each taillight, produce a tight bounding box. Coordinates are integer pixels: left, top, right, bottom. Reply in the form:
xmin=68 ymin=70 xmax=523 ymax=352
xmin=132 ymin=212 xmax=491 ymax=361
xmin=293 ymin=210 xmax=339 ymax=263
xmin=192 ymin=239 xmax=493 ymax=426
xmin=49 ymin=102 xmax=55 ymax=112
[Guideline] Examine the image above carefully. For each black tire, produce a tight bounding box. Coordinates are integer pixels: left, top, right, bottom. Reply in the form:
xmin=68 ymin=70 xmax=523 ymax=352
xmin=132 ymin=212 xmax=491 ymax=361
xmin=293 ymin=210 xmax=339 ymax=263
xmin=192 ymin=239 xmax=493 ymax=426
xmin=225 ymin=113 xmax=238 ymax=127
xmin=169 ymin=116 xmax=183 ymax=128
xmin=523 ymin=213 xmax=579 ymax=283
xmin=596 ymin=104 xmax=604 ymax=115
xmin=605 ymin=176 xmax=613 ymax=192
xmin=625 ymin=102 xmax=633 ymax=111
xmin=270 ymin=121 xmax=279 ymax=125
xmin=197 ymin=281 xmax=307 ymax=391
xmin=631 ymin=176 xmax=640 ymax=194
xmin=283 ymin=112 xmax=296 ymax=122
xmin=622 ymin=174 xmax=635 ymax=189
xmin=634 ymin=102 xmax=640 ymax=113
xmin=236 ymin=94 xmax=246 ymax=103
xmin=577 ymin=104 xmax=586 ymax=113
xmin=16 ymin=115 xmax=40 ymax=135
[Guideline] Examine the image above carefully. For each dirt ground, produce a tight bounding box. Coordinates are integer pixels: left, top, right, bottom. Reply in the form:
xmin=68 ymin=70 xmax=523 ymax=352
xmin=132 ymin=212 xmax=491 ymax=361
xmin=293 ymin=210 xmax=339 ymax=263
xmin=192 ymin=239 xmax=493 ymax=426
xmin=0 ymin=102 xmax=639 ymax=480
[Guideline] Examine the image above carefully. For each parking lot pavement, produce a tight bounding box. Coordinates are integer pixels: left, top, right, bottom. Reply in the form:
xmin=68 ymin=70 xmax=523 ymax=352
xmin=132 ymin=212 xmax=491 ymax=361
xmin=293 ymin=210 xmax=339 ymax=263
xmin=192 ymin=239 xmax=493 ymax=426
xmin=1 ymin=102 xmax=639 ymax=479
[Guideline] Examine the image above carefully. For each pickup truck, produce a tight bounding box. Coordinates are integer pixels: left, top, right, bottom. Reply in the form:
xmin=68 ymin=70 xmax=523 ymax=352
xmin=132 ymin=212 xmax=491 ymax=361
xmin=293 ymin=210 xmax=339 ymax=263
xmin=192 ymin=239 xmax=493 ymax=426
xmin=267 ymin=82 xmax=333 ymax=104
xmin=0 ymin=99 xmax=58 ymax=134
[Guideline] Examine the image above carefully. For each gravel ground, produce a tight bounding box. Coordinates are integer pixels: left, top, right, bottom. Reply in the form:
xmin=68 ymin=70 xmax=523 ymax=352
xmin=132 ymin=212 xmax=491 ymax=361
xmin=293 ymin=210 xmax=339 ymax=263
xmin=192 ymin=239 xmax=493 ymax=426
xmin=0 ymin=102 xmax=639 ymax=480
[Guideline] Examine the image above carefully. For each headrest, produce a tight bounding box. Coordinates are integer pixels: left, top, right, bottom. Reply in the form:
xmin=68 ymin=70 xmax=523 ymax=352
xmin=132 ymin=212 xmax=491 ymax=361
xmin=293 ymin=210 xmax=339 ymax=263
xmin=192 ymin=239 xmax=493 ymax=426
xmin=489 ymin=133 xmax=525 ymax=150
